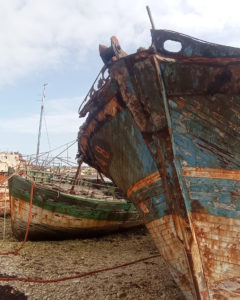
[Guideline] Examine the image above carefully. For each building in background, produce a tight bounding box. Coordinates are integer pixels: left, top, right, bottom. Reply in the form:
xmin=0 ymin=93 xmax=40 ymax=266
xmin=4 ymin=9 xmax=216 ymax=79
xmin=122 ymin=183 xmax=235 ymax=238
xmin=0 ymin=152 xmax=22 ymax=216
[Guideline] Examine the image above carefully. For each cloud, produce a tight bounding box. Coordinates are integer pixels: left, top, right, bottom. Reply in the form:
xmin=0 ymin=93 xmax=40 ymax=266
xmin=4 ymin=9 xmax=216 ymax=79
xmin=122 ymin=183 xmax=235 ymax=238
xmin=1 ymin=0 xmax=240 ymax=158
xmin=1 ymin=0 xmax=240 ymax=87
xmin=0 ymin=96 xmax=82 ymax=134
xmin=0 ymin=0 xmax=148 ymax=86
xmin=0 ymin=96 xmax=82 ymax=157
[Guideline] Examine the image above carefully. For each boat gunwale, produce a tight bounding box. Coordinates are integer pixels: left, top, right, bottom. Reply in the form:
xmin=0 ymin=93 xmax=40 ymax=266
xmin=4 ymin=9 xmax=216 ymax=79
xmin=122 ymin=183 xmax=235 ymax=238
xmin=9 ymin=174 xmax=135 ymax=211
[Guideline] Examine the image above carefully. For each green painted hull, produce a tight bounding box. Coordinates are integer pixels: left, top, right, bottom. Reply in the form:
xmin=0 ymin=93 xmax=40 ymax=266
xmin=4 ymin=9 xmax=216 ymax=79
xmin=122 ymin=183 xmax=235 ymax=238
xmin=9 ymin=175 xmax=142 ymax=240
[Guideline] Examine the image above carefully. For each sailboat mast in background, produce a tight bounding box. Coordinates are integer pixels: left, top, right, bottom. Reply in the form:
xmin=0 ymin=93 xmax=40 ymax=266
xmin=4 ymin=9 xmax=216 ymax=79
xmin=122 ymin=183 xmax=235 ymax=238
xmin=36 ymin=83 xmax=48 ymax=164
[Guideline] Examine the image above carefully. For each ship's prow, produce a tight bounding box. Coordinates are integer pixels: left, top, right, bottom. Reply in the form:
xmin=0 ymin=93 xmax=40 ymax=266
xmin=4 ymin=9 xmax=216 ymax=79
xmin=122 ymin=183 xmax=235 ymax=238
xmin=78 ymin=28 xmax=240 ymax=299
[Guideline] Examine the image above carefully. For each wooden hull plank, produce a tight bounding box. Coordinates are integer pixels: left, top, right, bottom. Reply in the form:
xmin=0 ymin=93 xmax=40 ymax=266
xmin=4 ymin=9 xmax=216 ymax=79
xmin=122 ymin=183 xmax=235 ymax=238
xmin=78 ymin=30 xmax=240 ymax=299
xmin=9 ymin=175 xmax=141 ymax=240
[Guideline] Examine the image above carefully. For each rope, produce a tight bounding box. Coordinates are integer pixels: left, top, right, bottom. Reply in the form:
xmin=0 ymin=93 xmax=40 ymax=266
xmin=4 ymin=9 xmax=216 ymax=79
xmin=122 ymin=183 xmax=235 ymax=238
xmin=0 ymin=254 xmax=161 ymax=283
xmin=0 ymin=183 xmax=34 ymax=256
xmin=0 ymin=173 xmax=161 ymax=284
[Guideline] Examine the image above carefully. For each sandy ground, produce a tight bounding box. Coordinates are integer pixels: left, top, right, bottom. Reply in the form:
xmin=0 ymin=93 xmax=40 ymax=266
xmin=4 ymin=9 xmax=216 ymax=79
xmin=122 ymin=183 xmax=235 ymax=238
xmin=0 ymin=217 xmax=185 ymax=300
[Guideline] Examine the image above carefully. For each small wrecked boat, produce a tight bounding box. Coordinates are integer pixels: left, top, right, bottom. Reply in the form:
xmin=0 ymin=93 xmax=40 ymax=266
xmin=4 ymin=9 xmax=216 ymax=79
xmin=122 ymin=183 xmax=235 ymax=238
xmin=9 ymin=174 xmax=141 ymax=240
xmin=77 ymin=28 xmax=240 ymax=299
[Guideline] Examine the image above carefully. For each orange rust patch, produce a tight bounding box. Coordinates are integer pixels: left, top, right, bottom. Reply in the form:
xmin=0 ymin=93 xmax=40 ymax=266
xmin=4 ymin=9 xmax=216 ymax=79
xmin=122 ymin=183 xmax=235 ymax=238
xmin=183 ymin=167 xmax=240 ymax=180
xmin=80 ymin=97 xmax=123 ymax=152
xmin=191 ymin=212 xmax=240 ymax=298
xmin=139 ymin=202 xmax=149 ymax=214
xmin=146 ymin=215 xmax=197 ymax=299
xmin=95 ymin=145 xmax=110 ymax=159
xmin=100 ymin=97 xmax=123 ymax=119
xmin=96 ymin=156 xmax=107 ymax=167
xmin=80 ymin=119 xmax=98 ymax=152
xmin=127 ymin=172 xmax=161 ymax=197
xmin=175 ymin=97 xmax=186 ymax=109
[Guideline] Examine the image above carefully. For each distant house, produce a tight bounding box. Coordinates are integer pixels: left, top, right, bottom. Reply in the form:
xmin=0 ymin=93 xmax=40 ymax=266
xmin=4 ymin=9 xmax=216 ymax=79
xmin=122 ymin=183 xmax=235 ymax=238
xmin=0 ymin=152 xmax=22 ymax=173
xmin=0 ymin=152 xmax=23 ymax=216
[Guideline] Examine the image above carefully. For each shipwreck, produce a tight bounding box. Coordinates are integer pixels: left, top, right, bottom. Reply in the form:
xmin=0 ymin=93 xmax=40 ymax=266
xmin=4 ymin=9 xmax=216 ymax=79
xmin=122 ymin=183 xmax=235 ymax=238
xmin=77 ymin=26 xmax=240 ymax=299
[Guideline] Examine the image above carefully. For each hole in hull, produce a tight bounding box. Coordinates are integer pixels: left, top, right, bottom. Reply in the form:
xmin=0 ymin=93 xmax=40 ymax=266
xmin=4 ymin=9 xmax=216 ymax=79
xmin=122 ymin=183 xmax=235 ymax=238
xmin=163 ymin=40 xmax=182 ymax=53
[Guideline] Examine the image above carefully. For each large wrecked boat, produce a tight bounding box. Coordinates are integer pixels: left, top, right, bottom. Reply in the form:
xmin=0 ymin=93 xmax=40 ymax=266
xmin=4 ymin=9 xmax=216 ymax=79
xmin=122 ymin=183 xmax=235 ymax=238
xmin=9 ymin=174 xmax=141 ymax=240
xmin=77 ymin=29 xmax=240 ymax=299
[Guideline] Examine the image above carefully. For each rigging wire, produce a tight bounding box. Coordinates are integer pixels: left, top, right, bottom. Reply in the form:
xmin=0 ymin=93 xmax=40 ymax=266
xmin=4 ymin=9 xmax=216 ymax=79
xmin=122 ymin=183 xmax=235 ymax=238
xmin=54 ymin=157 xmax=78 ymax=166
xmin=22 ymin=139 xmax=76 ymax=159
xmin=24 ymin=139 xmax=77 ymax=166
xmin=45 ymin=140 xmax=77 ymax=165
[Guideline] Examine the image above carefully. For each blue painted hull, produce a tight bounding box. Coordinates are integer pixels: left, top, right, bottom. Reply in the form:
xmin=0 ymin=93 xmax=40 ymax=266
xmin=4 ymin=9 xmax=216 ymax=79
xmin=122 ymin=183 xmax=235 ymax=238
xmin=78 ymin=30 xmax=240 ymax=299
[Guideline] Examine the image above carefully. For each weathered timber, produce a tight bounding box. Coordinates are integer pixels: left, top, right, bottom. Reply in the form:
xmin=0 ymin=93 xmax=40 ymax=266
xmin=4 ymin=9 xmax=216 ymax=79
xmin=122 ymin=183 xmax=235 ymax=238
xmin=9 ymin=175 xmax=142 ymax=240
xmin=78 ymin=29 xmax=240 ymax=299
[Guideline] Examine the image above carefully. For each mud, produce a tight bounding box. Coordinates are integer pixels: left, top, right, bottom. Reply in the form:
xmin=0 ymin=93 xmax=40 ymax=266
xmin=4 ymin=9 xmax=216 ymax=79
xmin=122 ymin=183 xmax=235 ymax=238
xmin=0 ymin=217 xmax=184 ymax=300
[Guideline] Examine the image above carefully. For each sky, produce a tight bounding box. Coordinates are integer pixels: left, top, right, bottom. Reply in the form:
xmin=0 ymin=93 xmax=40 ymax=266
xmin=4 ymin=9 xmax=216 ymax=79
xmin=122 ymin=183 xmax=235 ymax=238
xmin=1 ymin=0 xmax=240 ymax=164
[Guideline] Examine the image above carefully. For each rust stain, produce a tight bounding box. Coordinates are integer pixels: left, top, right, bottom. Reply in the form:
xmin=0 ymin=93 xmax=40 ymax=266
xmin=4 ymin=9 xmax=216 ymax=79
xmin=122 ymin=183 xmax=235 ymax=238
xmin=210 ymin=112 xmax=239 ymax=132
xmin=191 ymin=200 xmax=206 ymax=213
xmin=174 ymin=97 xmax=186 ymax=109
xmin=95 ymin=156 xmax=108 ymax=167
xmin=77 ymin=31 xmax=240 ymax=299
xmin=169 ymin=56 xmax=240 ymax=64
xmin=139 ymin=202 xmax=150 ymax=214
xmin=126 ymin=172 xmax=161 ymax=197
xmin=179 ymin=111 xmax=192 ymax=123
xmin=191 ymin=212 xmax=240 ymax=298
xmin=207 ymin=69 xmax=232 ymax=95
xmin=80 ymin=97 xmax=123 ymax=153
xmin=183 ymin=167 xmax=240 ymax=180
xmin=95 ymin=145 xmax=110 ymax=159
xmin=98 ymin=97 xmax=123 ymax=120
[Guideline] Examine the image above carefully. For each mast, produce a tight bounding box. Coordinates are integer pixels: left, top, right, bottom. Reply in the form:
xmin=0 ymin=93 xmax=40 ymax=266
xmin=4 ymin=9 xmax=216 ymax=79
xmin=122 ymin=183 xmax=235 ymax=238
xmin=36 ymin=83 xmax=47 ymax=164
xmin=146 ymin=6 xmax=155 ymax=30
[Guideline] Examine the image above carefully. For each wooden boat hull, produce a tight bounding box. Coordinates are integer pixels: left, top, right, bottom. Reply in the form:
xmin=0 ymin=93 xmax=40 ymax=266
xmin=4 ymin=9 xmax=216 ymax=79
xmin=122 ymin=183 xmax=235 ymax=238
xmin=9 ymin=175 xmax=142 ymax=240
xmin=78 ymin=30 xmax=240 ymax=299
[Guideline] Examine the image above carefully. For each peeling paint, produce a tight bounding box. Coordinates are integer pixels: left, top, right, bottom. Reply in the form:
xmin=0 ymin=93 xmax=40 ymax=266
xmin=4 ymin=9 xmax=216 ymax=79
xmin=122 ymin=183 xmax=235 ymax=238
xmin=9 ymin=175 xmax=142 ymax=240
xmin=78 ymin=29 xmax=240 ymax=299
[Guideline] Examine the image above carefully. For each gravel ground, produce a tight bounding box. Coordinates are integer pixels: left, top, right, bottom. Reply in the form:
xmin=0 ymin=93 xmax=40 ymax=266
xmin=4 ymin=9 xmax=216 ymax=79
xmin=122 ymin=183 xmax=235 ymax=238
xmin=0 ymin=217 xmax=185 ymax=300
